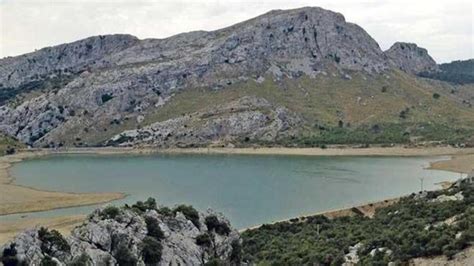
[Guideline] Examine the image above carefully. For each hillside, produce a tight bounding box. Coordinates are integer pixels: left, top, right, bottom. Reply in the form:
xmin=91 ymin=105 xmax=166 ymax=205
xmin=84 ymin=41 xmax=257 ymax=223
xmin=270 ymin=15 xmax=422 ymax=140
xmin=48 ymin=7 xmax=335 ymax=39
xmin=242 ymin=181 xmax=474 ymax=265
xmin=1 ymin=7 xmax=473 ymax=148
xmin=419 ymin=59 xmax=474 ymax=85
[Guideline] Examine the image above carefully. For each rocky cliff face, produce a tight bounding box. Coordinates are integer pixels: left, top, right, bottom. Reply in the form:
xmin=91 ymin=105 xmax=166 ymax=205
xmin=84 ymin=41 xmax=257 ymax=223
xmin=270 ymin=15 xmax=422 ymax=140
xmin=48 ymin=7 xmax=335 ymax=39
xmin=384 ymin=42 xmax=439 ymax=74
xmin=0 ymin=6 xmax=460 ymax=148
xmin=0 ymin=202 xmax=241 ymax=265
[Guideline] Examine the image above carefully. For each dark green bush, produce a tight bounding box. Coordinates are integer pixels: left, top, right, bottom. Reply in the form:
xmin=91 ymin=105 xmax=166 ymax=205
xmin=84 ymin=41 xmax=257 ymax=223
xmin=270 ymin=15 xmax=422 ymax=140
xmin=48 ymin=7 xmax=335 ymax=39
xmin=195 ymin=233 xmax=212 ymax=247
xmin=38 ymin=227 xmax=70 ymax=255
xmin=145 ymin=216 xmax=164 ymax=240
xmin=205 ymin=215 xmax=231 ymax=235
xmin=100 ymin=206 xmax=121 ymax=220
xmin=140 ymin=236 xmax=162 ymax=265
xmin=1 ymin=243 xmax=19 ymax=266
xmin=132 ymin=198 xmax=157 ymax=213
xmin=114 ymin=244 xmax=137 ymax=266
xmin=174 ymin=205 xmax=200 ymax=228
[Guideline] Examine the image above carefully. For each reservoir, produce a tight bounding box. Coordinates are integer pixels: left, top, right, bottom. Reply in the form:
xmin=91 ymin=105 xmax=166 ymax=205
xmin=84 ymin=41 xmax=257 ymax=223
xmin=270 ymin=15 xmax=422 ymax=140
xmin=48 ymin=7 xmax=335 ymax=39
xmin=9 ymin=154 xmax=458 ymax=228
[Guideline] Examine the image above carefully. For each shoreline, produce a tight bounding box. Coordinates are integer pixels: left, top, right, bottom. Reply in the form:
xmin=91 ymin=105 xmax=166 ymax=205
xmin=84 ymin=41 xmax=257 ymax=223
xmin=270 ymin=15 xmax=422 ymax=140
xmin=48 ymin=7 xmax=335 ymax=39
xmin=0 ymin=146 xmax=473 ymax=244
xmin=0 ymin=151 xmax=126 ymax=216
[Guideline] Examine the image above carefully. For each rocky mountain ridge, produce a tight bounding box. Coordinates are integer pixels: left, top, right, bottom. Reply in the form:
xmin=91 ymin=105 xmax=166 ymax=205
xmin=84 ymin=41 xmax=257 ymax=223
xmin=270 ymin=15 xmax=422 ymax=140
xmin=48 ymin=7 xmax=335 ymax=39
xmin=0 ymin=6 xmax=470 ymax=148
xmin=0 ymin=200 xmax=240 ymax=265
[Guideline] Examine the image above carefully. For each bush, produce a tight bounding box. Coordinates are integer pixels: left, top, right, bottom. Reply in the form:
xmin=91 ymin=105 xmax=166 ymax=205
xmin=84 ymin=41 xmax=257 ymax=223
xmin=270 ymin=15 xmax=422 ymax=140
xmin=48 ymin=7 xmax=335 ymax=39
xmin=433 ymin=93 xmax=441 ymax=99
xmin=230 ymin=240 xmax=242 ymax=263
xmin=174 ymin=205 xmax=200 ymax=228
xmin=100 ymin=206 xmax=121 ymax=220
xmin=140 ymin=236 xmax=162 ymax=264
xmin=114 ymin=244 xmax=137 ymax=266
xmin=132 ymin=198 xmax=157 ymax=213
xmin=196 ymin=233 xmax=212 ymax=247
xmin=145 ymin=216 xmax=164 ymax=240
xmin=157 ymin=206 xmax=173 ymax=217
xmin=38 ymin=227 xmax=70 ymax=255
xmin=205 ymin=215 xmax=231 ymax=235
xmin=1 ymin=243 xmax=19 ymax=266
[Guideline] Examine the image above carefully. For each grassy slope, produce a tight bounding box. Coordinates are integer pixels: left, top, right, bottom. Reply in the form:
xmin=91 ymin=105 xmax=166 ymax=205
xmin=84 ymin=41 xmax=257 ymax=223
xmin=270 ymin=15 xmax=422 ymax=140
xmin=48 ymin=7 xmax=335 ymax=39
xmin=43 ymin=70 xmax=474 ymax=146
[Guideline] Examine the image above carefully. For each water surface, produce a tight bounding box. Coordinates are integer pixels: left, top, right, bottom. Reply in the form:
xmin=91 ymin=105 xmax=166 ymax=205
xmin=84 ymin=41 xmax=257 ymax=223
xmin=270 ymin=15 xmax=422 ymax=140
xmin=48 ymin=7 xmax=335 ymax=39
xmin=9 ymin=154 xmax=458 ymax=228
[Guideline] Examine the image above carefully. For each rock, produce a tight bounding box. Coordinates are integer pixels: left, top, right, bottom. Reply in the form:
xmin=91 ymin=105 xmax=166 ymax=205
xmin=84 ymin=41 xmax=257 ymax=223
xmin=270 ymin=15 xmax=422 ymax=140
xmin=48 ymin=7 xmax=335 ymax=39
xmin=432 ymin=192 xmax=464 ymax=202
xmin=108 ymin=96 xmax=302 ymax=148
xmin=385 ymin=42 xmax=438 ymax=74
xmin=0 ymin=204 xmax=241 ymax=265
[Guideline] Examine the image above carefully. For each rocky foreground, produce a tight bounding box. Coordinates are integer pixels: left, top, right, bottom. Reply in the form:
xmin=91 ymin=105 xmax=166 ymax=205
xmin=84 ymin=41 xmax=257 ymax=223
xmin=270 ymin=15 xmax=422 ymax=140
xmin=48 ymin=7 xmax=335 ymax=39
xmin=0 ymin=199 xmax=241 ymax=265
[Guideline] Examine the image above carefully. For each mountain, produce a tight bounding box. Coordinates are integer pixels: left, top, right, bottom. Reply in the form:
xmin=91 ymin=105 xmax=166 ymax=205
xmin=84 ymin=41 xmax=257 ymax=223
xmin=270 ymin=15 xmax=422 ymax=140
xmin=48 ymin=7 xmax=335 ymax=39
xmin=418 ymin=59 xmax=474 ymax=85
xmin=1 ymin=7 xmax=473 ymax=148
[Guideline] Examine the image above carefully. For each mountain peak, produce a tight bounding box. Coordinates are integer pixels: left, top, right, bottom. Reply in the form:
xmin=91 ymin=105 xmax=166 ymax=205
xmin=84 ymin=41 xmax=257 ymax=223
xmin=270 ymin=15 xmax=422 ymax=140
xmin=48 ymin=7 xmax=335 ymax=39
xmin=384 ymin=42 xmax=438 ymax=74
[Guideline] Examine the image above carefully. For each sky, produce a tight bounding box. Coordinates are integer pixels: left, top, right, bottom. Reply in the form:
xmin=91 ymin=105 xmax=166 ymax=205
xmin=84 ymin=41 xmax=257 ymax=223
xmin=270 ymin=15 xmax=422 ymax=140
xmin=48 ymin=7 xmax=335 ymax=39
xmin=0 ymin=0 xmax=472 ymax=63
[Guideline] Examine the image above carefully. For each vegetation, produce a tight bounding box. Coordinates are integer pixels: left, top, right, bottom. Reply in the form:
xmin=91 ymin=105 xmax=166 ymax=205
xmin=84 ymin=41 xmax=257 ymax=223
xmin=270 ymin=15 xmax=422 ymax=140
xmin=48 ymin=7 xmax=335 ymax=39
xmin=0 ymin=74 xmax=75 ymax=106
xmin=100 ymin=205 xmax=121 ymax=220
xmin=38 ymin=227 xmax=70 ymax=255
xmin=1 ymin=244 xmax=19 ymax=266
xmin=419 ymin=59 xmax=474 ymax=84
xmin=196 ymin=233 xmax=213 ymax=247
xmin=205 ymin=215 xmax=231 ymax=236
xmin=140 ymin=236 xmax=162 ymax=265
xmin=241 ymin=184 xmax=474 ymax=265
xmin=114 ymin=244 xmax=138 ymax=266
xmin=0 ymin=134 xmax=23 ymax=156
xmin=145 ymin=216 xmax=164 ymax=240
xmin=173 ymin=205 xmax=200 ymax=228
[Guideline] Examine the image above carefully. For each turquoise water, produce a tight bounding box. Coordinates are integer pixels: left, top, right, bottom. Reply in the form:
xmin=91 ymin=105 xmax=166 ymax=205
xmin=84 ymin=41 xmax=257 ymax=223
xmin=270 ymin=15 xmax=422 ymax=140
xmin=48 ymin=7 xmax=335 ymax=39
xmin=8 ymin=154 xmax=458 ymax=228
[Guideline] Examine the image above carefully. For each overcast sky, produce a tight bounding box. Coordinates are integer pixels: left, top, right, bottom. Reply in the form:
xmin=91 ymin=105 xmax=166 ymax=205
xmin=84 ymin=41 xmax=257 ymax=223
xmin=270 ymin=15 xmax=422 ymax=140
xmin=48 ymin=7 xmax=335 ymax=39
xmin=0 ymin=0 xmax=472 ymax=63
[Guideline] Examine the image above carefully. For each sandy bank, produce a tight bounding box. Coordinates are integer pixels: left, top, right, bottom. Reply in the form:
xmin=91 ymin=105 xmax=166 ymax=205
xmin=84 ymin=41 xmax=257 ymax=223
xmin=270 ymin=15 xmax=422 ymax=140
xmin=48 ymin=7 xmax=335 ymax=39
xmin=37 ymin=146 xmax=474 ymax=157
xmin=0 ymin=215 xmax=86 ymax=245
xmin=0 ymin=152 xmax=126 ymax=216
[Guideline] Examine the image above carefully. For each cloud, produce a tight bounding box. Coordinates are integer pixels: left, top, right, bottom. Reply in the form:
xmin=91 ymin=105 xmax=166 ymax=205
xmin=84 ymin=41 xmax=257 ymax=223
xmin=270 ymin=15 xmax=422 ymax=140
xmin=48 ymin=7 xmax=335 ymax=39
xmin=0 ymin=0 xmax=472 ymax=63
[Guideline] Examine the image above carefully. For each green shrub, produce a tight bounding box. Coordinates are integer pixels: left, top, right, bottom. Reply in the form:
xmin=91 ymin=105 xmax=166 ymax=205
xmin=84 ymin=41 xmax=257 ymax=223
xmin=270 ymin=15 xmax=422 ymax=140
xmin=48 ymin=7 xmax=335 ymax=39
xmin=205 ymin=215 xmax=231 ymax=235
xmin=433 ymin=93 xmax=441 ymax=99
xmin=1 ymin=243 xmax=19 ymax=266
xmin=230 ymin=240 xmax=242 ymax=264
xmin=132 ymin=198 xmax=157 ymax=213
xmin=145 ymin=216 xmax=164 ymax=240
xmin=38 ymin=227 xmax=70 ymax=255
xmin=114 ymin=244 xmax=137 ymax=266
xmin=195 ymin=233 xmax=212 ymax=247
xmin=157 ymin=206 xmax=173 ymax=217
xmin=100 ymin=206 xmax=121 ymax=220
xmin=140 ymin=236 xmax=162 ymax=265
xmin=174 ymin=205 xmax=200 ymax=228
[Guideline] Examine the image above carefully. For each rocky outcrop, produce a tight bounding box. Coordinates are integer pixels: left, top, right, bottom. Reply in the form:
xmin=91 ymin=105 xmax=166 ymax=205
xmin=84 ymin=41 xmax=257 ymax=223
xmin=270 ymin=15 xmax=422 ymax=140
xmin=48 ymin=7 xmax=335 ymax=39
xmin=384 ymin=42 xmax=438 ymax=74
xmin=0 ymin=201 xmax=241 ymax=265
xmin=108 ymin=97 xmax=302 ymax=147
xmin=0 ymin=7 xmax=444 ymax=148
